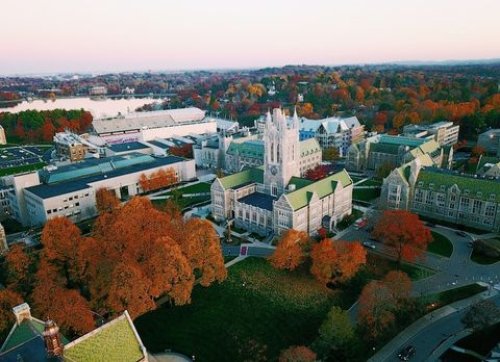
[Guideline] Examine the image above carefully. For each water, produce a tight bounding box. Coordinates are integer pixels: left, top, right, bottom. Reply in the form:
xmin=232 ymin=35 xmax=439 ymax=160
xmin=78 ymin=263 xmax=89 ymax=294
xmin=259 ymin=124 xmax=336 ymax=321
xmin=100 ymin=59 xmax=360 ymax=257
xmin=2 ymin=97 xmax=164 ymax=118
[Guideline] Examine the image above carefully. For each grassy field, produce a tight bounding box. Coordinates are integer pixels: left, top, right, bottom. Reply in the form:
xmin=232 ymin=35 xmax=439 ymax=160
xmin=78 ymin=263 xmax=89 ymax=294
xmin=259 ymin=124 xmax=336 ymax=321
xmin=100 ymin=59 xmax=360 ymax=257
xmin=178 ymin=182 xmax=211 ymax=194
xmin=152 ymin=195 xmax=210 ymax=211
xmin=356 ymin=179 xmax=383 ymax=187
xmin=134 ymin=258 xmax=337 ymax=361
xmin=352 ymin=188 xmax=381 ymax=202
xmin=424 ymin=284 xmax=487 ymax=309
xmin=365 ymin=253 xmax=435 ymax=281
xmin=0 ymin=162 xmax=46 ymax=177
xmin=428 ymin=231 xmax=454 ymax=258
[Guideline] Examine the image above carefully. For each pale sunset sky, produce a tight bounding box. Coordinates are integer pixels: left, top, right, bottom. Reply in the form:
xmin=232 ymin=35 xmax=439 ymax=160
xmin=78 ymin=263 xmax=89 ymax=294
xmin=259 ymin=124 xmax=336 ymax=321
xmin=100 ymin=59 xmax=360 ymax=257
xmin=2 ymin=0 xmax=500 ymax=75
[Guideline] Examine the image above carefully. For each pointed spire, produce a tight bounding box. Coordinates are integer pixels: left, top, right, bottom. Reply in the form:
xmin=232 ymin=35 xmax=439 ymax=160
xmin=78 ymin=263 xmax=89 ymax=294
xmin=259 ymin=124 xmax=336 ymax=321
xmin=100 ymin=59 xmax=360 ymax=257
xmin=43 ymin=319 xmax=64 ymax=357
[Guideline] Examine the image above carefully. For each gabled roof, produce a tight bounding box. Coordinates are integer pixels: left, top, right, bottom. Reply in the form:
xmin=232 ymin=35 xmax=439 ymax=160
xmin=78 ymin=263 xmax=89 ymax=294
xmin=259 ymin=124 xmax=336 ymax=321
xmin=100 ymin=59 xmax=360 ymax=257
xmin=416 ymin=167 xmax=500 ymax=201
xmin=64 ymin=311 xmax=146 ymax=362
xmin=299 ymin=138 xmax=321 ymax=156
xmin=284 ymin=169 xmax=352 ymax=210
xmin=218 ymin=167 xmax=264 ymax=189
xmin=226 ymin=140 xmax=264 ymax=159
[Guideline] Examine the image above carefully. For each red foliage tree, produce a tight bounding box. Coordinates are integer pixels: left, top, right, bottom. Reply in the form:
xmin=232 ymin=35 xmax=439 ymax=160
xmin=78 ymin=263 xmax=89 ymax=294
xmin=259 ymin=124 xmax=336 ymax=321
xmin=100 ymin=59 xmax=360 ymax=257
xmin=305 ymin=164 xmax=329 ymax=181
xmin=0 ymin=289 xmax=23 ymax=337
xmin=41 ymin=119 xmax=56 ymax=142
xmin=358 ymin=281 xmax=395 ymax=341
xmin=373 ymin=210 xmax=432 ymax=266
xmin=5 ymin=244 xmax=32 ymax=294
xmin=169 ymin=144 xmax=193 ymax=158
xmin=95 ymin=187 xmax=120 ymax=213
xmin=279 ymin=345 xmax=317 ymax=362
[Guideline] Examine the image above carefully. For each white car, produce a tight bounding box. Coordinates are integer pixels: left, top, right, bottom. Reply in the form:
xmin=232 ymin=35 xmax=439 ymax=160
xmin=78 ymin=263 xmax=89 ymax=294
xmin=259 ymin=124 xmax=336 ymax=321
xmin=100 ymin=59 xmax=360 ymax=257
xmin=362 ymin=241 xmax=376 ymax=250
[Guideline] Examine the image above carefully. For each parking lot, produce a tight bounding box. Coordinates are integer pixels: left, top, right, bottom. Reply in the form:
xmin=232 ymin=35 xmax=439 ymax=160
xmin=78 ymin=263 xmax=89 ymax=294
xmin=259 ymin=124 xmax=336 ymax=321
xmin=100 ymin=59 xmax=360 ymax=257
xmin=0 ymin=145 xmax=52 ymax=169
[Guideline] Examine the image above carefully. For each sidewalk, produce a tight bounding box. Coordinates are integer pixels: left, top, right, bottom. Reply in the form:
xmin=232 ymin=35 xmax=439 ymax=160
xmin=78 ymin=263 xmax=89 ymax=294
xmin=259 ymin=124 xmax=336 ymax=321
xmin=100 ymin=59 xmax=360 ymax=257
xmin=368 ymin=286 xmax=498 ymax=362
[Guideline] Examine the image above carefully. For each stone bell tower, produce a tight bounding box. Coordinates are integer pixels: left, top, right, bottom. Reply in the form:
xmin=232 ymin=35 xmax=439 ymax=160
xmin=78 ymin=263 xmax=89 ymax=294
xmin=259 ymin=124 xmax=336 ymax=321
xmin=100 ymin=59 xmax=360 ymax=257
xmin=43 ymin=319 xmax=64 ymax=358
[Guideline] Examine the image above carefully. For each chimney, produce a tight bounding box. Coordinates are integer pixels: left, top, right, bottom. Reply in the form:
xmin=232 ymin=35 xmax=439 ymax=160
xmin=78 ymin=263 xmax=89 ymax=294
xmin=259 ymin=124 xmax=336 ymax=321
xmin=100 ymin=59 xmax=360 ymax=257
xmin=43 ymin=319 xmax=64 ymax=357
xmin=12 ymin=303 xmax=32 ymax=325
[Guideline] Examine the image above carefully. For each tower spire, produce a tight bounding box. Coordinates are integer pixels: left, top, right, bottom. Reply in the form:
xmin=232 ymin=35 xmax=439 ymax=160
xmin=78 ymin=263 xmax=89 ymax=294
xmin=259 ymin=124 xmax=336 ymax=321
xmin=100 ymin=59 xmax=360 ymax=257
xmin=43 ymin=318 xmax=64 ymax=358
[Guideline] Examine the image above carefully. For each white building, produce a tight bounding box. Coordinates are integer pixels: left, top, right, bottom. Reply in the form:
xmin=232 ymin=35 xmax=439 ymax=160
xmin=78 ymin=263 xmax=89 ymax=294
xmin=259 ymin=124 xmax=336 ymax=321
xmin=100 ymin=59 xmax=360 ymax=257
xmin=211 ymin=109 xmax=353 ymax=236
xmin=8 ymin=153 xmax=196 ymax=227
xmin=299 ymin=116 xmax=365 ymax=156
xmin=92 ymin=108 xmax=217 ymax=144
xmin=403 ymin=121 xmax=460 ymax=147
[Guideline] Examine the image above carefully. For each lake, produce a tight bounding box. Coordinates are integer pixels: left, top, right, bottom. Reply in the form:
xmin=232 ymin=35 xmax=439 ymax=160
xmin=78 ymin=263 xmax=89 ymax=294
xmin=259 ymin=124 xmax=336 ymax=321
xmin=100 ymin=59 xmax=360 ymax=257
xmin=1 ymin=97 xmax=164 ymax=118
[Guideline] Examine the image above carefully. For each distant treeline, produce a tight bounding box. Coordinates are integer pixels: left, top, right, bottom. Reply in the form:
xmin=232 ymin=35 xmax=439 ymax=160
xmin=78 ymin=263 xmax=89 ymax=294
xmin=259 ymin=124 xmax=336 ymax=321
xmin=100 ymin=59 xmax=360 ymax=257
xmin=0 ymin=109 xmax=93 ymax=144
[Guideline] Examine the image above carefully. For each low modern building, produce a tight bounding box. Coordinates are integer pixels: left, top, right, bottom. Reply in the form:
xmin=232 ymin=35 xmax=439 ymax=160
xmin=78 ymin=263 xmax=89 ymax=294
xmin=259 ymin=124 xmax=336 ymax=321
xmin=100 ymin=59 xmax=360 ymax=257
xmin=346 ymin=134 xmax=452 ymax=173
xmin=478 ymin=129 xmax=500 ymax=157
xmin=211 ymin=109 xmax=353 ymax=236
xmin=7 ymin=153 xmax=196 ymax=227
xmin=299 ymin=115 xmax=364 ymax=156
xmin=92 ymin=107 xmax=217 ymax=144
xmin=380 ymin=163 xmax=500 ymax=232
xmin=403 ymin=121 xmax=460 ymax=147
xmin=54 ymin=131 xmax=107 ymax=161
xmin=0 ymin=303 xmax=148 ymax=361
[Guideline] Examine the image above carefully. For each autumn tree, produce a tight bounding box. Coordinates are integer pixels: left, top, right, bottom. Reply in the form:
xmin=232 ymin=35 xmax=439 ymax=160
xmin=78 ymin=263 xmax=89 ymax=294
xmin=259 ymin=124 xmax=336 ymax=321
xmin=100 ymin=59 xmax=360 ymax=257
xmin=279 ymin=345 xmax=317 ymax=362
xmin=95 ymin=187 xmax=120 ymax=213
xmin=0 ymin=289 xmax=23 ymax=339
xmin=31 ymin=260 xmax=95 ymax=335
xmin=305 ymin=164 xmax=329 ymax=181
xmin=270 ymin=230 xmax=310 ymax=271
xmin=180 ymin=218 xmax=227 ymax=287
xmin=358 ymin=281 xmax=395 ymax=341
xmin=373 ymin=210 xmax=432 ymax=266
xmin=41 ymin=216 xmax=83 ymax=283
xmin=471 ymin=145 xmax=486 ymax=157
xmin=107 ymin=262 xmax=155 ymax=319
xmin=383 ymin=270 xmax=412 ymax=306
xmin=5 ymin=244 xmax=32 ymax=295
xmin=310 ymin=239 xmax=366 ymax=285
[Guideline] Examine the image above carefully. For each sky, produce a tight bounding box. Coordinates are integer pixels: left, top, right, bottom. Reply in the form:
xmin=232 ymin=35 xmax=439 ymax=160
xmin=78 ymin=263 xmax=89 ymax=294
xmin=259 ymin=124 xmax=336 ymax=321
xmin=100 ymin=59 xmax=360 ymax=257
xmin=2 ymin=0 xmax=500 ymax=75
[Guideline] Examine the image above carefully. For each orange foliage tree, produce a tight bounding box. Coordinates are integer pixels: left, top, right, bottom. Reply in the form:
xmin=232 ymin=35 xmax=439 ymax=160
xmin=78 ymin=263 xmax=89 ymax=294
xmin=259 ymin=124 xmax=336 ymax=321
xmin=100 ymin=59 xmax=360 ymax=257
xmin=5 ymin=244 xmax=32 ymax=294
xmin=270 ymin=230 xmax=310 ymax=271
xmin=279 ymin=345 xmax=317 ymax=362
xmin=310 ymin=239 xmax=366 ymax=285
xmin=0 ymin=289 xmax=23 ymax=338
xmin=95 ymin=187 xmax=120 ymax=213
xmin=373 ymin=210 xmax=432 ymax=266
xmin=139 ymin=168 xmax=178 ymax=192
xmin=358 ymin=281 xmax=395 ymax=341
xmin=383 ymin=270 xmax=412 ymax=306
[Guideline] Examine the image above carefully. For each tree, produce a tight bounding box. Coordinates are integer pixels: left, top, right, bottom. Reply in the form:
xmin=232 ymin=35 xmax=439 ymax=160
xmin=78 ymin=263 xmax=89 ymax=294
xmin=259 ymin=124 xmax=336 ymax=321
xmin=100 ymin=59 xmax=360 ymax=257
xmin=95 ymin=188 xmax=120 ymax=213
xmin=373 ymin=210 xmax=432 ymax=266
xmin=323 ymin=147 xmax=339 ymax=162
xmin=140 ymin=236 xmax=194 ymax=305
xmin=310 ymin=240 xmax=366 ymax=285
xmin=462 ymin=300 xmax=500 ymax=332
xmin=0 ymin=289 xmax=23 ymax=339
xmin=270 ymin=230 xmax=310 ymax=271
xmin=41 ymin=217 xmax=83 ymax=283
xmin=41 ymin=119 xmax=56 ymax=142
xmin=376 ymin=162 xmax=395 ymax=179
xmin=317 ymin=306 xmax=354 ymax=353
xmin=305 ymin=164 xmax=329 ymax=181
xmin=180 ymin=219 xmax=227 ymax=287
xmin=358 ymin=281 xmax=395 ymax=341
xmin=5 ymin=244 xmax=32 ymax=294
xmin=279 ymin=345 xmax=317 ymax=362
xmin=107 ymin=262 xmax=155 ymax=319
xmin=471 ymin=145 xmax=486 ymax=157
xmin=383 ymin=271 xmax=412 ymax=306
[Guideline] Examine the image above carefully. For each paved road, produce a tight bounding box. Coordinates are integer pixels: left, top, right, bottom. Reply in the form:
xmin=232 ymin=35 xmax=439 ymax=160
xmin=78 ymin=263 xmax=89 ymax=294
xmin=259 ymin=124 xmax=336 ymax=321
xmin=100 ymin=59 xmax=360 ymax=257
xmin=378 ymin=293 xmax=500 ymax=362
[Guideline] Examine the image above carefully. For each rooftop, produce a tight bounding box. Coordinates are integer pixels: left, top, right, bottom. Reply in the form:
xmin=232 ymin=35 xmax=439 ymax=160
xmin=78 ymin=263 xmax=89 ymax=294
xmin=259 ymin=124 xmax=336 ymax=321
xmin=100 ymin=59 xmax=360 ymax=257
xmin=237 ymin=192 xmax=276 ymax=211
xmin=108 ymin=142 xmax=150 ymax=153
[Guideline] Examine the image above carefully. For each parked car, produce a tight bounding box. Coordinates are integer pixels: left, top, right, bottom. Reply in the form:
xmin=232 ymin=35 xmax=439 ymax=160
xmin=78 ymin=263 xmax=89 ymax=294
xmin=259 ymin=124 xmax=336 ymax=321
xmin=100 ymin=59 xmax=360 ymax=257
xmin=455 ymin=231 xmax=468 ymax=237
xmin=362 ymin=241 xmax=376 ymax=250
xmin=398 ymin=345 xmax=416 ymax=361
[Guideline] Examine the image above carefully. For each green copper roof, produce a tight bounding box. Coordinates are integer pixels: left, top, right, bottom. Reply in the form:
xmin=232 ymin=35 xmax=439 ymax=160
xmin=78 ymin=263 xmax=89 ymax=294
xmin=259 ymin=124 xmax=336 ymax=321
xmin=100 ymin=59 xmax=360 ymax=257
xmin=299 ymin=138 xmax=321 ymax=156
xmin=417 ymin=168 xmax=500 ymax=201
xmin=379 ymin=135 xmax=426 ymax=147
xmin=0 ymin=318 xmax=69 ymax=353
xmin=218 ymin=167 xmax=264 ymax=189
xmin=64 ymin=313 xmax=145 ymax=362
xmin=285 ymin=169 xmax=352 ymax=210
xmin=226 ymin=140 xmax=264 ymax=159
xmin=289 ymin=176 xmax=314 ymax=190
xmin=370 ymin=142 xmax=404 ymax=155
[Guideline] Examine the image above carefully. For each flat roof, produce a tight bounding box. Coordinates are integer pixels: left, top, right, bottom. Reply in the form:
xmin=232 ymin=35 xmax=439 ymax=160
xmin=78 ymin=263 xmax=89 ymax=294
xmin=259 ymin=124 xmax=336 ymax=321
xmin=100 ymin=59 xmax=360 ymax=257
xmin=237 ymin=192 xmax=276 ymax=211
xmin=108 ymin=142 xmax=150 ymax=153
xmin=26 ymin=155 xmax=187 ymax=200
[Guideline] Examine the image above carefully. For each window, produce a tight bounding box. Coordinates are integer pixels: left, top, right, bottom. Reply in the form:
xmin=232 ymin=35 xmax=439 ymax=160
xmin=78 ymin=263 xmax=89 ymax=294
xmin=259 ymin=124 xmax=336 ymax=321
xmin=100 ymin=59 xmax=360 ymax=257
xmin=47 ymin=210 xmax=52 ymax=214
xmin=271 ymin=183 xmax=278 ymax=197
xmin=75 ymin=202 xmax=80 ymax=207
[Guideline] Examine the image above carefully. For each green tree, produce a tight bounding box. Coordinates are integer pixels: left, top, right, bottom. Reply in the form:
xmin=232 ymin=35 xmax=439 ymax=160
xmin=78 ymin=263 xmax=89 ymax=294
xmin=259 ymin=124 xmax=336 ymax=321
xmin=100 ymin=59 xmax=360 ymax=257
xmin=315 ymin=306 xmax=354 ymax=355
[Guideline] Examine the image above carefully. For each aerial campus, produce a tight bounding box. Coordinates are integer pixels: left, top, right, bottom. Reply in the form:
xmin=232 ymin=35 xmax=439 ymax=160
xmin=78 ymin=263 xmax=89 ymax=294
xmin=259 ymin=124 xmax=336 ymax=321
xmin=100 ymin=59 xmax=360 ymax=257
xmin=0 ymin=2 xmax=500 ymax=362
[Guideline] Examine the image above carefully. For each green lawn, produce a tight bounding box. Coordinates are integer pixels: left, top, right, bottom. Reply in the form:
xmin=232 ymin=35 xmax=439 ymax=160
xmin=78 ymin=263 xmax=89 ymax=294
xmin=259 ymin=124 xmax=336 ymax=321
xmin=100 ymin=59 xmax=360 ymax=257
xmin=428 ymin=231 xmax=454 ymax=258
xmin=366 ymin=254 xmax=435 ymax=281
xmin=152 ymin=195 xmax=210 ymax=211
xmin=134 ymin=258 xmax=337 ymax=361
xmin=177 ymin=182 xmax=211 ymax=194
xmin=471 ymin=239 xmax=500 ymax=265
xmin=356 ymin=179 xmax=383 ymax=187
xmin=424 ymin=284 xmax=487 ymax=309
xmin=0 ymin=162 xmax=46 ymax=177
xmin=352 ymin=188 xmax=381 ymax=202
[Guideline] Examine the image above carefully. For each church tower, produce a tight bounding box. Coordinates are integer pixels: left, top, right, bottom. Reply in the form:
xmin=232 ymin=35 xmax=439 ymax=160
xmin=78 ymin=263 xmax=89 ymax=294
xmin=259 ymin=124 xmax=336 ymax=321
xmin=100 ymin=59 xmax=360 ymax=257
xmin=43 ymin=319 xmax=64 ymax=358
xmin=263 ymin=108 xmax=300 ymax=196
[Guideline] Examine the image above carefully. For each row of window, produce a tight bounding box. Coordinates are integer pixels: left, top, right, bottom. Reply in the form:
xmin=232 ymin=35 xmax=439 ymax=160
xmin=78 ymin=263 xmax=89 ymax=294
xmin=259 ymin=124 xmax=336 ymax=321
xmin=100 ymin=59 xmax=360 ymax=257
xmin=47 ymin=202 xmax=80 ymax=215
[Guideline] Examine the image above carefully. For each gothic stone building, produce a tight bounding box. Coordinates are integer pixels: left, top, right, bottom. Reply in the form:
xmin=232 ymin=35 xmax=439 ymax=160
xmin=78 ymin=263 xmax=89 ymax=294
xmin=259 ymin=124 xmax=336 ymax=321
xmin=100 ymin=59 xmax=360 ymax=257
xmin=211 ymin=109 xmax=353 ymax=236
xmin=381 ymin=158 xmax=500 ymax=232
